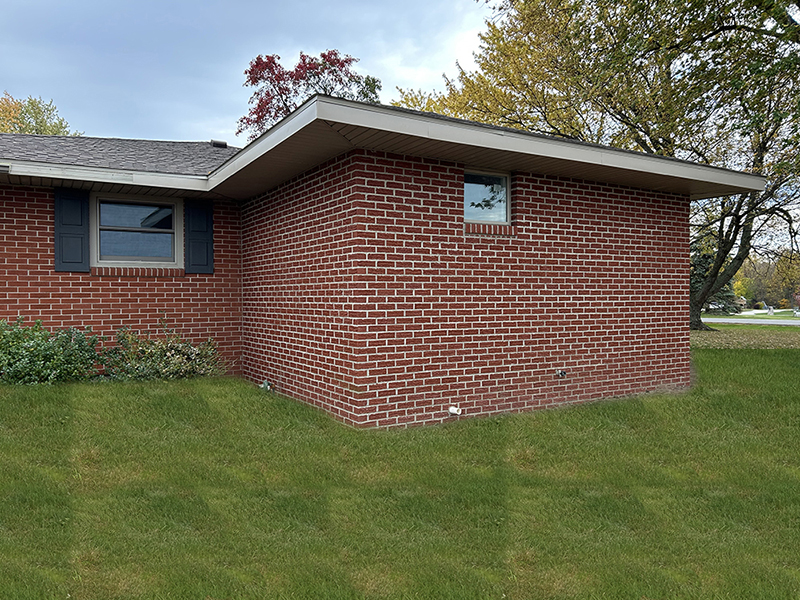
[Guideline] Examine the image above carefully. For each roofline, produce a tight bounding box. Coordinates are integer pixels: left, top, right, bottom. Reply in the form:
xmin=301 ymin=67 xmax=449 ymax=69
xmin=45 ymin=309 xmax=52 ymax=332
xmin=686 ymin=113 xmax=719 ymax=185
xmin=207 ymin=98 xmax=320 ymax=189
xmin=1 ymin=96 xmax=766 ymax=200
xmin=207 ymin=95 xmax=765 ymax=200
xmin=320 ymin=96 xmax=767 ymax=198
xmin=346 ymin=98 xmax=760 ymax=180
xmin=0 ymin=159 xmax=209 ymax=191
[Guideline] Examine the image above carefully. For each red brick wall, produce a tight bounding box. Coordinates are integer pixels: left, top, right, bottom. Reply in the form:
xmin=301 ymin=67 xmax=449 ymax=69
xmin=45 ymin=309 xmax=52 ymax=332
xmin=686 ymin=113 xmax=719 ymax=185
xmin=240 ymin=153 xmax=366 ymax=420
xmin=242 ymin=149 xmax=690 ymax=427
xmin=2 ymin=148 xmax=689 ymax=427
xmin=0 ymin=185 xmax=243 ymax=371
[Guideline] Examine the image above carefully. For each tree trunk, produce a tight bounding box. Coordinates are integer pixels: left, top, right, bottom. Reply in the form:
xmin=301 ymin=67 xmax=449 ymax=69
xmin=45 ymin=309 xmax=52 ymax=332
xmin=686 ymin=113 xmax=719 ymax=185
xmin=689 ymin=299 xmax=715 ymax=331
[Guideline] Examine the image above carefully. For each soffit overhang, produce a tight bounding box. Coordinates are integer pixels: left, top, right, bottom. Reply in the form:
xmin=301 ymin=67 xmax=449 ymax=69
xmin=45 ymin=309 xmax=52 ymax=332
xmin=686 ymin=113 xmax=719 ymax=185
xmin=0 ymin=96 xmax=766 ymax=201
xmin=208 ymin=96 xmax=765 ymax=201
xmin=0 ymin=162 xmax=213 ymax=198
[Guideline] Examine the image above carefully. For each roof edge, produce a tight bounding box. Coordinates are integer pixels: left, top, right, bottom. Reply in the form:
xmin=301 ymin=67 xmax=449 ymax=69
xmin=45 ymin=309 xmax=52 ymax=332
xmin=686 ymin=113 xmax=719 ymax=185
xmin=0 ymin=159 xmax=210 ymax=192
xmin=311 ymin=96 xmax=766 ymax=199
xmin=1 ymin=96 xmax=766 ymax=200
xmin=207 ymin=98 xmax=322 ymax=188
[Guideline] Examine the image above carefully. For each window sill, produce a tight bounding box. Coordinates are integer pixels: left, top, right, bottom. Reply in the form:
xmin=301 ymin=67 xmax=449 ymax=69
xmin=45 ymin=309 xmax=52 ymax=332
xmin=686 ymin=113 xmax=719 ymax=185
xmin=91 ymin=266 xmax=186 ymax=278
xmin=463 ymin=222 xmax=517 ymax=237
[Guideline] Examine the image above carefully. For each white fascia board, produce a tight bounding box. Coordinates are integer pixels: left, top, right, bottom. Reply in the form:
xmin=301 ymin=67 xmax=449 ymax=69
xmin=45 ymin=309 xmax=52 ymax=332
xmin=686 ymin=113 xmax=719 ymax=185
xmin=314 ymin=97 xmax=766 ymax=195
xmin=207 ymin=99 xmax=321 ymax=189
xmin=2 ymin=96 xmax=765 ymax=199
xmin=3 ymin=160 xmax=210 ymax=192
xmin=591 ymin=148 xmax=765 ymax=197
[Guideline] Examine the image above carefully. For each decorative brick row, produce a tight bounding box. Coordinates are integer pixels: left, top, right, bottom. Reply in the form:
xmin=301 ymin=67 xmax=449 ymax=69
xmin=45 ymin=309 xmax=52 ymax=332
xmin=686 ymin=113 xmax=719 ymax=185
xmin=91 ymin=266 xmax=186 ymax=278
xmin=463 ymin=222 xmax=518 ymax=237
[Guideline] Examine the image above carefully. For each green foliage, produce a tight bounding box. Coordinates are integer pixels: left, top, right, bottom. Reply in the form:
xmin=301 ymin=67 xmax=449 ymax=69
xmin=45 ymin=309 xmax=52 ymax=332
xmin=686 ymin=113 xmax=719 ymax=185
xmin=16 ymin=96 xmax=81 ymax=135
xmin=732 ymin=275 xmax=756 ymax=302
xmin=0 ymin=318 xmax=100 ymax=384
xmin=0 ymin=92 xmax=80 ymax=135
xmin=0 ymin=318 xmax=225 ymax=384
xmin=691 ymin=241 xmax=740 ymax=313
xmin=734 ymin=252 xmax=800 ymax=306
xmin=103 ymin=325 xmax=225 ymax=381
xmin=395 ymin=0 xmax=800 ymax=329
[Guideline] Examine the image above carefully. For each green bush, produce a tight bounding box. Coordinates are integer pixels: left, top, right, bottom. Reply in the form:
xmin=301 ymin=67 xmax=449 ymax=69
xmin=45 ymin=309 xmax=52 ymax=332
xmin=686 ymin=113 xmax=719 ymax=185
xmin=0 ymin=317 xmax=225 ymax=384
xmin=0 ymin=318 xmax=101 ymax=384
xmin=103 ymin=326 xmax=225 ymax=380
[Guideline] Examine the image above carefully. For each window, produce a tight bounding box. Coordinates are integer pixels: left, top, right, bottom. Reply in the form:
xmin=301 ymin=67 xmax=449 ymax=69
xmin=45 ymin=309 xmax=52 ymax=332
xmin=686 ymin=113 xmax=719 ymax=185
xmin=99 ymin=202 xmax=175 ymax=260
xmin=90 ymin=195 xmax=184 ymax=268
xmin=54 ymin=188 xmax=213 ymax=274
xmin=464 ymin=173 xmax=509 ymax=224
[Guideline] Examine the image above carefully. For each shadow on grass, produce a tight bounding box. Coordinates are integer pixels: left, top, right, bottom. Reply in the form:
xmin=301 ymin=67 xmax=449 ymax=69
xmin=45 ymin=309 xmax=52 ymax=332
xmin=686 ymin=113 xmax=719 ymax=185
xmin=1 ymin=349 xmax=799 ymax=599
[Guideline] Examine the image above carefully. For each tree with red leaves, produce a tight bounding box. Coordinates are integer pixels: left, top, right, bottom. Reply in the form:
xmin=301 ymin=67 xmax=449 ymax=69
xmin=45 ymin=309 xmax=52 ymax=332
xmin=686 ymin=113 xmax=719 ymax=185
xmin=236 ymin=50 xmax=382 ymax=141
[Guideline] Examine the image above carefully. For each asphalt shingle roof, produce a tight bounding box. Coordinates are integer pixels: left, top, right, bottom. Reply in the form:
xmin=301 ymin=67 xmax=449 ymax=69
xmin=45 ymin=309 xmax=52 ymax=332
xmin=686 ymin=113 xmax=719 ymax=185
xmin=0 ymin=133 xmax=240 ymax=177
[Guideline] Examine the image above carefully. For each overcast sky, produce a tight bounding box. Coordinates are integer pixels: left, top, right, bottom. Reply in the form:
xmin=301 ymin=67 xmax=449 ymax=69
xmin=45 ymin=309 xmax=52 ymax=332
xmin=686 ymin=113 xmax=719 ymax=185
xmin=1 ymin=0 xmax=492 ymax=145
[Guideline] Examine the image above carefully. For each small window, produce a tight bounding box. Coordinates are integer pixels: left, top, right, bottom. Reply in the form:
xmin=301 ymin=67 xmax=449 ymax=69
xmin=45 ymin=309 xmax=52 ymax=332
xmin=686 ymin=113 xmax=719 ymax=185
xmin=464 ymin=173 xmax=509 ymax=224
xmin=90 ymin=195 xmax=183 ymax=267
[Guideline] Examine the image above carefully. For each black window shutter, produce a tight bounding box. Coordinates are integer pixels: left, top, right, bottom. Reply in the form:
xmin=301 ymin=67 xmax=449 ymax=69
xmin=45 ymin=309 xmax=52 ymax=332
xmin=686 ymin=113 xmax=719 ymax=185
xmin=184 ymin=200 xmax=214 ymax=274
xmin=53 ymin=188 xmax=90 ymax=272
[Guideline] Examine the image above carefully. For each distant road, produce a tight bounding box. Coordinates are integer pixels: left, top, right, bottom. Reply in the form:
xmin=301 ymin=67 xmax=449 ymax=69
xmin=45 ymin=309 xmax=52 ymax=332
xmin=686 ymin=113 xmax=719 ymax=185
xmin=702 ymin=317 xmax=800 ymax=327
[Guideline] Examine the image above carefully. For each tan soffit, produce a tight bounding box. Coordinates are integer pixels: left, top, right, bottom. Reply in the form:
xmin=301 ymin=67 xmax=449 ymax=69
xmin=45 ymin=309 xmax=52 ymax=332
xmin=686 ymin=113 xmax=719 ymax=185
xmin=208 ymin=96 xmax=766 ymax=201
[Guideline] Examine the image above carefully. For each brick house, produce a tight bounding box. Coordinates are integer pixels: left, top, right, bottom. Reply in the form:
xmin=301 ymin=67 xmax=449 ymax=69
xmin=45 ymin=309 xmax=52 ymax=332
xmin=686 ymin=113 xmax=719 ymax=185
xmin=0 ymin=96 xmax=764 ymax=427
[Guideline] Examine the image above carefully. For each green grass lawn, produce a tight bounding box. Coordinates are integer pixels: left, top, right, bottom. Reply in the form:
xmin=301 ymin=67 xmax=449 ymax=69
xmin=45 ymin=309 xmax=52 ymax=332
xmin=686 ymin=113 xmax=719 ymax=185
xmin=704 ymin=309 xmax=799 ymax=320
xmin=691 ymin=323 xmax=800 ymax=349
xmin=2 ymin=330 xmax=800 ymax=599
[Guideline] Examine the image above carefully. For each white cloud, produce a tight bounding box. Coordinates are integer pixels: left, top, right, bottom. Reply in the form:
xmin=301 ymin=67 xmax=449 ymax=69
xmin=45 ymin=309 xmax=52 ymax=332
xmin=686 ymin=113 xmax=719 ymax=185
xmin=369 ymin=2 xmax=491 ymax=99
xmin=0 ymin=0 xmax=494 ymax=142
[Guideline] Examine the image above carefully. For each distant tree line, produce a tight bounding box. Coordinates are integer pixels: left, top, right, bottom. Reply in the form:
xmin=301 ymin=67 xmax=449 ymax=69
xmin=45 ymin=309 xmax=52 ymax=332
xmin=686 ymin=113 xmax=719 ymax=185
xmin=734 ymin=252 xmax=800 ymax=309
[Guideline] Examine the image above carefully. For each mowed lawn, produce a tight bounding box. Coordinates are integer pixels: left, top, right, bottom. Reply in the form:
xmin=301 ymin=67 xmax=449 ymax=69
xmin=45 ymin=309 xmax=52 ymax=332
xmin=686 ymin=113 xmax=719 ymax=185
xmin=2 ymin=326 xmax=800 ymax=599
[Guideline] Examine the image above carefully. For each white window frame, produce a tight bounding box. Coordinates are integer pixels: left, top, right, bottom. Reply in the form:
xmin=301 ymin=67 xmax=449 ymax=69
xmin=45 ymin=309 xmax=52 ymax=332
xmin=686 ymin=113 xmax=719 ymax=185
xmin=89 ymin=193 xmax=184 ymax=268
xmin=464 ymin=171 xmax=510 ymax=225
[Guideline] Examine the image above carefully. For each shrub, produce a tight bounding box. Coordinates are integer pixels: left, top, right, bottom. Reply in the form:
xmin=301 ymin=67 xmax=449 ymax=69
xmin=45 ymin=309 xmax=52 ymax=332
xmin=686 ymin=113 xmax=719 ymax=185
xmin=103 ymin=325 xmax=225 ymax=380
xmin=0 ymin=317 xmax=101 ymax=384
xmin=0 ymin=317 xmax=225 ymax=384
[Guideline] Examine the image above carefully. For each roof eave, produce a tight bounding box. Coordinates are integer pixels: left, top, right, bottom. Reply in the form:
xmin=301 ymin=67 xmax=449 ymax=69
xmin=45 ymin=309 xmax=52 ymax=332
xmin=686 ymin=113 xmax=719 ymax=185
xmin=207 ymin=96 xmax=766 ymax=201
xmin=0 ymin=160 xmax=211 ymax=195
xmin=1 ymin=96 xmax=766 ymax=201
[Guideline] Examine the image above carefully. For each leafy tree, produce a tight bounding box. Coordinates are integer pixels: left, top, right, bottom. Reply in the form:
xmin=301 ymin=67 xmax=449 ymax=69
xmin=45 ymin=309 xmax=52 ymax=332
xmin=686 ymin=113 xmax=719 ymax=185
xmin=237 ymin=50 xmax=382 ymax=141
xmin=734 ymin=251 xmax=800 ymax=307
xmin=732 ymin=274 xmax=756 ymax=304
xmin=691 ymin=239 xmax=741 ymax=314
xmin=0 ymin=91 xmax=80 ymax=135
xmin=0 ymin=91 xmax=22 ymax=132
xmin=395 ymin=0 xmax=800 ymax=329
xmin=773 ymin=252 xmax=800 ymax=305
